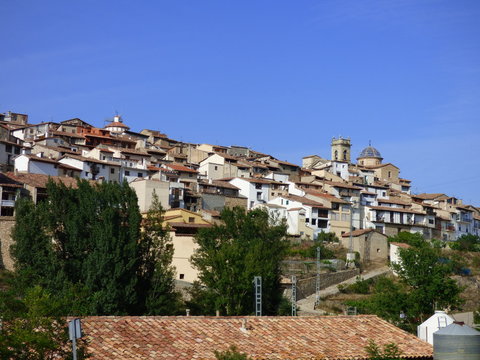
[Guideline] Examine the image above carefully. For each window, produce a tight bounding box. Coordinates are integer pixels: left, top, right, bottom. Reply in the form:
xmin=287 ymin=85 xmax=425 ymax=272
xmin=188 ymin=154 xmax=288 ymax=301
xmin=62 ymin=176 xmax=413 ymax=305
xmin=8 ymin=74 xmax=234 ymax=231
xmin=110 ymin=168 xmax=115 ymax=174
xmin=306 ymin=218 xmax=310 ymax=223
xmin=334 ymin=150 xmax=338 ymax=160
xmin=125 ymin=170 xmax=130 ymax=176
xmin=343 ymin=150 xmax=347 ymax=160
xmin=5 ymin=144 xmax=12 ymax=153
xmin=341 ymin=214 xmax=349 ymax=221
xmin=311 ymin=219 xmax=317 ymax=226
xmin=388 ymin=171 xmax=391 ymax=178
xmin=14 ymin=147 xmax=20 ymax=155
xmin=189 ymin=173 xmax=193 ymax=177
xmin=138 ymin=173 xmax=143 ymax=177
xmin=286 ymin=200 xmax=289 ymax=205
xmin=214 ymin=166 xmax=218 ymax=170
xmin=257 ymin=192 xmax=262 ymax=200
xmin=188 ymin=217 xmax=195 ymax=223
xmin=179 ymin=274 xmax=185 ymax=280
xmin=255 ymin=183 xmax=262 ymax=189
xmin=102 ymin=165 xmax=105 ymax=169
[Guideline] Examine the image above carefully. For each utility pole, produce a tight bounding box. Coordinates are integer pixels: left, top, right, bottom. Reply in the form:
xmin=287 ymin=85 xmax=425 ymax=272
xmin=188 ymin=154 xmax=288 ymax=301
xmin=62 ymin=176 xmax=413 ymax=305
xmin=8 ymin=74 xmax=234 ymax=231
xmin=347 ymin=201 xmax=357 ymax=267
xmin=315 ymin=246 xmax=321 ymax=307
xmin=254 ymin=276 xmax=262 ymax=316
xmin=291 ymin=275 xmax=297 ymax=316
xmin=68 ymin=318 xmax=82 ymax=360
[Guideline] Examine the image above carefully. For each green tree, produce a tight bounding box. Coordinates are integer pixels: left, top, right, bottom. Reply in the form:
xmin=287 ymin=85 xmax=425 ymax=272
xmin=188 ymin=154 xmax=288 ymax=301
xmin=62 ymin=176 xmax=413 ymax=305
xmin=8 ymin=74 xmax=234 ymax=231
xmin=449 ymin=234 xmax=480 ymax=252
xmin=189 ymin=207 xmax=288 ymax=315
xmin=316 ymin=231 xmax=339 ymax=243
xmin=11 ymin=179 xmax=178 ymax=315
xmin=0 ymin=286 xmax=88 ymax=360
xmin=346 ymin=277 xmax=411 ymax=331
xmin=391 ymin=244 xmax=463 ymax=320
xmin=388 ymin=231 xmax=426 ymax=248
xmin=365 ymin=339 xmax=403 ymax=360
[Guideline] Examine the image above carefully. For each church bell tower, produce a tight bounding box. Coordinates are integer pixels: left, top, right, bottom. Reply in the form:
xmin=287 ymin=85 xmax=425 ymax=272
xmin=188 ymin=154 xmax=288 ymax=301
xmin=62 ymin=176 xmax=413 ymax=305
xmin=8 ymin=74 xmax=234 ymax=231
xmin=331 ymin=136 xmax=351 ymax=163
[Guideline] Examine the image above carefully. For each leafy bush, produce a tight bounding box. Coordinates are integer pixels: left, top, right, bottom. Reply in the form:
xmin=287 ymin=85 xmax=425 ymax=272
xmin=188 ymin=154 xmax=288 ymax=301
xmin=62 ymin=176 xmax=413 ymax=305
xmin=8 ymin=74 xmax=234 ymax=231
xmin=214 ymin=346 xmax=250 ymax=360
xmin=316 ymin=232 xmax=340 ymax=243
xmin=449 ymin=234 xmax=480 ymax=252
xmin=338 ymin=277 xmax=373 ymax=294
xmin=286 ymin=243 xmax=335 ymax=259
xmin=365 ymin=339 xmax=403 ymax=360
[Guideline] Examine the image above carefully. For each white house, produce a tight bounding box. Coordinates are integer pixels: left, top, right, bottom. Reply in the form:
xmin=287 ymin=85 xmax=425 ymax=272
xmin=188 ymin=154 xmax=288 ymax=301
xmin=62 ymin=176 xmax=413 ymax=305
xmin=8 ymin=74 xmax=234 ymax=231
xmin=267 ymin=194 xmax=330 ymax=238
xmin=389 ymin=242 xmax=411 ymax=275
xmin=417 ymin=310 xmax=454 ymax=345
xmin=58 ymin=155 xmax=121 ymax=182
xmin=199 ymin=153 xmax=246 ymax=180
xmin=14 ymin=154 xmax=59 ymax=176
xmin=229 ymin=177 xmax=272 ymax=209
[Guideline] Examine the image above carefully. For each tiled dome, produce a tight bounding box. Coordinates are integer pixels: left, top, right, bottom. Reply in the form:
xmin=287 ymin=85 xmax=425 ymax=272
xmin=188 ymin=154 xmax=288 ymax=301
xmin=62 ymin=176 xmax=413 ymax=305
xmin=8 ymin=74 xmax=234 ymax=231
xmin=358 ymin=146 xmax=382 ymax=159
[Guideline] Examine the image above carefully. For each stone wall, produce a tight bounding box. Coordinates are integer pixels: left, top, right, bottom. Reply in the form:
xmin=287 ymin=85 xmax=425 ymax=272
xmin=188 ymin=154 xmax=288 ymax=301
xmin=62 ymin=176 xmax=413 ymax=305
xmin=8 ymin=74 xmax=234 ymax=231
xmin=283 ymin=268 xmax=360 ymax=300
xmin=0 ymin=217 xmax=15 ymax=271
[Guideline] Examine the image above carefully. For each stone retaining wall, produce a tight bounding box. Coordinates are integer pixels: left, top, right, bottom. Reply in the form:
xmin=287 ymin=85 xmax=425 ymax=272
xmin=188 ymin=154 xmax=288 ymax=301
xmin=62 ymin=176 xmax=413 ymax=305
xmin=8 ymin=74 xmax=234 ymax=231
xmin=283 ymin=268 xmax=360 ymax=300
xmin=0 ymin=217 xmax=15 ymax=271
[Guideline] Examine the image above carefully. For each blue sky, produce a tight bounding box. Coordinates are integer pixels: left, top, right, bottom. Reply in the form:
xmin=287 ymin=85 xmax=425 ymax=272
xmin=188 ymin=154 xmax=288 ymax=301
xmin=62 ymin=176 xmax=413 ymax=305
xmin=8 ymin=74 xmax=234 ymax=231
xmin=1 ymin=1 xmax=479 ymax=204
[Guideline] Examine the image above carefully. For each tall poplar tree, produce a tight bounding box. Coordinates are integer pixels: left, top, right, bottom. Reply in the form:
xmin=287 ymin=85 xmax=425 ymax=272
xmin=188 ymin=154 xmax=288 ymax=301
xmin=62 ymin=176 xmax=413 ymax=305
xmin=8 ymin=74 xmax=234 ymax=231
xmin=11 ymin=179 xmax=178 ymax=315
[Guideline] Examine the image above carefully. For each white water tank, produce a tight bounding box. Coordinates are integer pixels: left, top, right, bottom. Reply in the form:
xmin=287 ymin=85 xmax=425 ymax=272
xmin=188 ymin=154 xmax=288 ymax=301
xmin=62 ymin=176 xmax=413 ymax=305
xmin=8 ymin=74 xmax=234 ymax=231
xmin=417 ymin=310 xmax=454 ymax=345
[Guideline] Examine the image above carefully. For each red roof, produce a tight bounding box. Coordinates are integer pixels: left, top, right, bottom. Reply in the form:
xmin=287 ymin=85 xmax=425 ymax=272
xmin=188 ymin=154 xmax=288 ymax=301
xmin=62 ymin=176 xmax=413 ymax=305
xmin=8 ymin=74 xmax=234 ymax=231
xmin=78 ymin=315 xmax=433 ymax=359
xmin=390 ymin=242 xmax=412 ymax=249
xmin=165 ymin=164 xmax=198 ymax=173
xmin=105 ymin=121 xmax=130 ymax=129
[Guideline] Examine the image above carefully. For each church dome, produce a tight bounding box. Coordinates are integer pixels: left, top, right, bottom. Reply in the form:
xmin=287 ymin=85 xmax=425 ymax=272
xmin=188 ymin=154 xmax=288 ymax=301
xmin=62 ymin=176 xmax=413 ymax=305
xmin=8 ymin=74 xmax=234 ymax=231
xmin=358 ymin=146 xmax=382 ymax=159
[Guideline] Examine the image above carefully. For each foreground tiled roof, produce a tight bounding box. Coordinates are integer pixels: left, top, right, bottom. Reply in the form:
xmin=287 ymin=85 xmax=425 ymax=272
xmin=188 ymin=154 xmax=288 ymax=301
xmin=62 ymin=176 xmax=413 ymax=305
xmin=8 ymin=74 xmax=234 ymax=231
xmin=5 ymin=172 xmax=80 ymax=189
xmin=80 ymin=315 xmax=432 ymax=360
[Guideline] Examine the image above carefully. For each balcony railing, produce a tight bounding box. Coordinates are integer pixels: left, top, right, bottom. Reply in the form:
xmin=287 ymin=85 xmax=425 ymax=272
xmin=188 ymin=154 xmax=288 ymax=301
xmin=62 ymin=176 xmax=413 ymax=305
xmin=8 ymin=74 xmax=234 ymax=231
xmin=1 ymin=200 xmax=15 ymax=207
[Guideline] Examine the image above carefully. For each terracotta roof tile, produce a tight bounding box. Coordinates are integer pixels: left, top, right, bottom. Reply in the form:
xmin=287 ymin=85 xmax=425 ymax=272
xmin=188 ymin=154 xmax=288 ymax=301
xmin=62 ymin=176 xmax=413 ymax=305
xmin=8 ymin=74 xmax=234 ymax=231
xmin=304 ymin=189 xmax=350 ymax=204
xmin=412 ymin=193 xmax=445 ymax=200
xmin=165 ymin=163 xmax=198 ymax=173
xmin=5 ymin=172 xmax=81 ymax=189
xmin=390 ymin=242 xmax=412 ymax=249
xmin=79 ymin=315 xmax=433 ymax=359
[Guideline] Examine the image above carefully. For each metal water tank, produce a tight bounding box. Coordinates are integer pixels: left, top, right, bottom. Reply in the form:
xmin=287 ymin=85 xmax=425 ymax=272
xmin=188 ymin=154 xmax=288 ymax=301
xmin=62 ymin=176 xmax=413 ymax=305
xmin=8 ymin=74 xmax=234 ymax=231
xmin=433 ymin=322 xmax=480 ymax=360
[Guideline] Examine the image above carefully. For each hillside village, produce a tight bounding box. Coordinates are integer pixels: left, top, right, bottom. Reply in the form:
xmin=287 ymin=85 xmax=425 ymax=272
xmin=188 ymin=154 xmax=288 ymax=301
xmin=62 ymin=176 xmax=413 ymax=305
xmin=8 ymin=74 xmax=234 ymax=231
xmin=1 ymin=110 xmax=479 ymax=279
xmin=1 ymin=110 xmax=480 ymax=359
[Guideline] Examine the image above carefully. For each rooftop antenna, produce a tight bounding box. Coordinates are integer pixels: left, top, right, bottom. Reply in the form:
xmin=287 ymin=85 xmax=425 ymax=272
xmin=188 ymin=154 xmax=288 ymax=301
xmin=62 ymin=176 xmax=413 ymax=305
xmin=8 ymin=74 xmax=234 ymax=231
xmin=253 ymin=276 xmax=262 ymax=316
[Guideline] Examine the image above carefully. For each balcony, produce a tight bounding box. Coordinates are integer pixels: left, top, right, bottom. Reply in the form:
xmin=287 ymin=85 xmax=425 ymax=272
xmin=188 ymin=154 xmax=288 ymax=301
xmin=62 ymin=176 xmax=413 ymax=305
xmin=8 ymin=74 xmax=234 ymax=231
xmin=1 ymin=200 xmax=15 ymax=207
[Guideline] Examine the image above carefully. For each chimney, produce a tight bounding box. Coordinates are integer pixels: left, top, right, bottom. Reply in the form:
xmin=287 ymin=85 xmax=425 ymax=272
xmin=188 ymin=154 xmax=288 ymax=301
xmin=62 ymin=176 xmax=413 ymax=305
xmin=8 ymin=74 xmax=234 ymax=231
xmin=186 ymin=309 xmax=190 ymax=317
xmin=216 ymin=310 xmax=220 ymax=317
xmin=240 ymin=318 xmax=247 ymax=332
